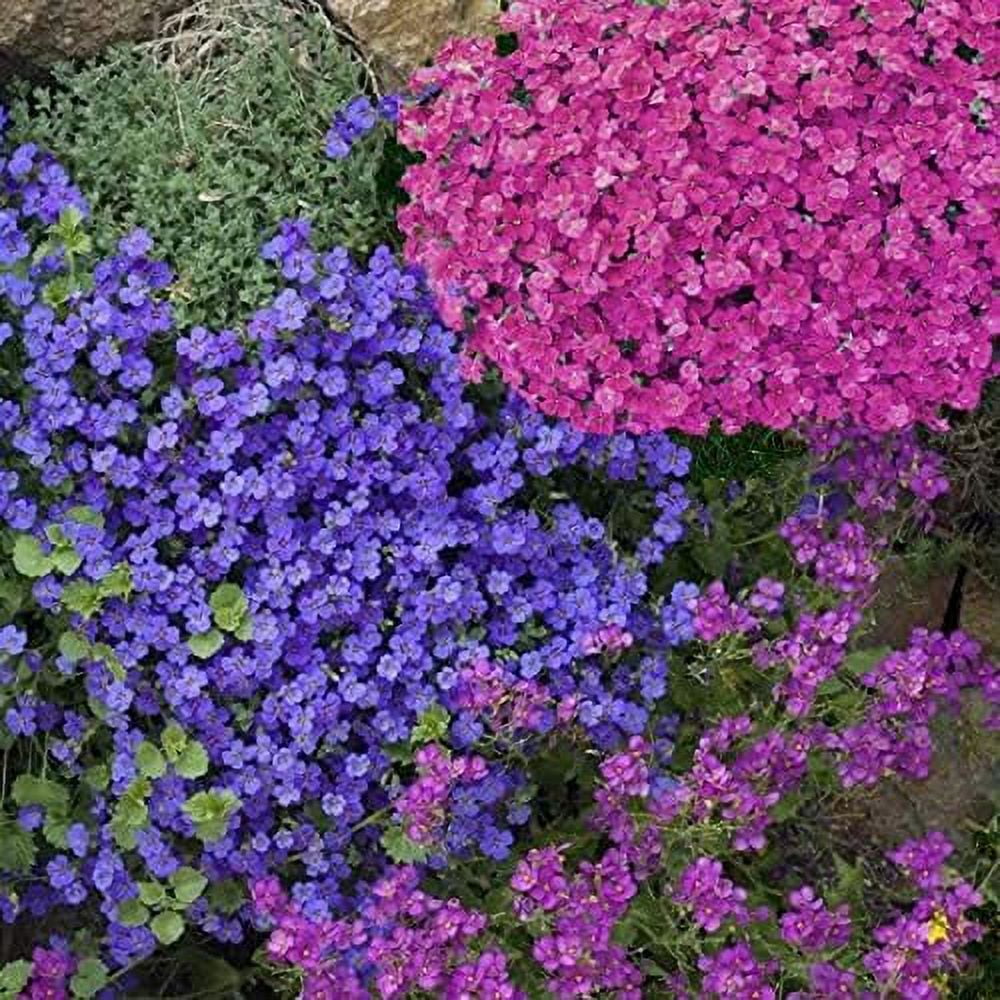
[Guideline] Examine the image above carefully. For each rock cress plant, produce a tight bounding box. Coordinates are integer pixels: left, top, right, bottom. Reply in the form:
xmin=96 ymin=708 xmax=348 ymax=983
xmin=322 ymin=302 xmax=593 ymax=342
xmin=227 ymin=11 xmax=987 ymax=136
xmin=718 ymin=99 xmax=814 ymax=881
xmin=398 ymin=0 xmax=996 ymax=434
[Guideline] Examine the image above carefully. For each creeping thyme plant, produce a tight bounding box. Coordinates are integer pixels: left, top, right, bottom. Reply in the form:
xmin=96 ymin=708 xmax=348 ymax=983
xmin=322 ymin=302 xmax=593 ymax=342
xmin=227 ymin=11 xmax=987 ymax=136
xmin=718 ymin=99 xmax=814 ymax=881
xmin=1 ymin=0 xmax=997 ymax=998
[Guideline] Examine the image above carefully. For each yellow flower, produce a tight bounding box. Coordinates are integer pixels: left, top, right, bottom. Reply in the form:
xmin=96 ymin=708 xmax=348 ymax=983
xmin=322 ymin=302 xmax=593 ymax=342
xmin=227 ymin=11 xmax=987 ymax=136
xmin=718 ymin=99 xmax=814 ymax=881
xmin=927 ymin=910 xmax=950 ymax=944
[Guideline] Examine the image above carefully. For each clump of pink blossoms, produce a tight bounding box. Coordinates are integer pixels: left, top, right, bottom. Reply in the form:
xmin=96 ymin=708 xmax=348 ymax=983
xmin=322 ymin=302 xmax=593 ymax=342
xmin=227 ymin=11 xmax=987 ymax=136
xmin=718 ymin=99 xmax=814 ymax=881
xmin=399 ymin=0 xmax=996 ymax=435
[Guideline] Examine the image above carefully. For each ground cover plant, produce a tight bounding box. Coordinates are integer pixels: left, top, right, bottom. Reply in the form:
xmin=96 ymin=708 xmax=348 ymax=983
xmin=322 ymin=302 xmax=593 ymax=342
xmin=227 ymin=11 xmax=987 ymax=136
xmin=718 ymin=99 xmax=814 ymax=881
xmin=0 ymin=0 xmax=997 ymax=997
xmin=6 ymin=0 xmax=400 ymax=328
xmin=398 ymin=0 xmax=996 ymax=435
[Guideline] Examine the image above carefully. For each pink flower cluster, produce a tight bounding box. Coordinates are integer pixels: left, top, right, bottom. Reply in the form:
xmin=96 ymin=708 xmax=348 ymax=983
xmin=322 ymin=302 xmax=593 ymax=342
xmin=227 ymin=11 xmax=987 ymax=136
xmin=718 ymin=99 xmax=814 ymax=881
xmin=674 ymin=856 xmax=753 ymax=932
xmin=510 ymin=845 xmax=643 ymax=998
xmin=864 ymin=841 xmax=985 ymax=997
xmin=251 ymin=868 xmax=525 ymax=999
xmin=830 ymin=629 xmax=999 ymax=787
xmin=394 ymin=743 xmax=489 ymax=844
xmin=18 ymin=946 xmax=76 ymax=1000
xmin=661 ymin=715 xmax=812 ymax=851
xmin=809 ymin=426 xmax=951 ymax=522
xmin=780 ymin=886 xmax=853 ymax=953
xmin=453 ymin=658 xmax=574 ymax=734
xmin=399 ymin=0 xmax=997 ymax=435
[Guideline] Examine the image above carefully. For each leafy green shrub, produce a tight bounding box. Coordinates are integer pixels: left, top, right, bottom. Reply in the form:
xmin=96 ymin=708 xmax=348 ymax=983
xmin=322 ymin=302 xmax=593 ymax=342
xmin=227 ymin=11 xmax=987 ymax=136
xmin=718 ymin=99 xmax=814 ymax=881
xmin=8 ymin=0 xmax=397 ymax=326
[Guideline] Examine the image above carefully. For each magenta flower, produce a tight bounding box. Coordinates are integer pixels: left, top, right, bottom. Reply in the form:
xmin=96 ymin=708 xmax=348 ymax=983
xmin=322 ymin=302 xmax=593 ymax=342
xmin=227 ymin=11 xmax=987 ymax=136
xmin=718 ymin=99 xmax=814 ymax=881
xmin=398 ymin=0 xmax=995 ymax=435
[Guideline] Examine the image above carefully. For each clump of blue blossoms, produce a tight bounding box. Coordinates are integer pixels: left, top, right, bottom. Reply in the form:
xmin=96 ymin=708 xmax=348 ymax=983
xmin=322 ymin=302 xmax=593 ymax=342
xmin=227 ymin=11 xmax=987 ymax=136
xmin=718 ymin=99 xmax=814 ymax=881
xmin=0 ymin=113 xmax=694 ymax=968
xmin=325 ymin=95 xmax=401 ymax=159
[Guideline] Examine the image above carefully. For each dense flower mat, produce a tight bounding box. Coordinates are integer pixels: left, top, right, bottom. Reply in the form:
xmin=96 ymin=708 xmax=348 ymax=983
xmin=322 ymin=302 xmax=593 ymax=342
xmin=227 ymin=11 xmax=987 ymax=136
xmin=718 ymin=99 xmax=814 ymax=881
xmin=1 ymin=0 xmax=999 ymax=996
xmin=398 ymin=0 xmax=996 ymax=435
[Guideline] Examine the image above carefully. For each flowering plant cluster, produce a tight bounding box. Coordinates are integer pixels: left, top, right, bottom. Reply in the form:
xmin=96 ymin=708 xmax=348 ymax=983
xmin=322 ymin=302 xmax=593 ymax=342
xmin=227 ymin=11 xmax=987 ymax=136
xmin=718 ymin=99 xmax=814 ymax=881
xmin=252 ymin=419 xmax=997 ymax=997
xmin=2 ymin=11 xmax=998 ymax=995
xmin=397 ymin=0 xmax=996 ymax=434
xmin=0 ymin=111 xmax=700 ymax=984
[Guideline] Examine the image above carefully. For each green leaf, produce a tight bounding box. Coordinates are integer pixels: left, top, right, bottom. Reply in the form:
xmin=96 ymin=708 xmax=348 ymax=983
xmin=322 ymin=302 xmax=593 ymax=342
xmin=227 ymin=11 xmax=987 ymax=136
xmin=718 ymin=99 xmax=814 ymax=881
xmin=12 ymin=774 xmax=69 ymax=811
xmin=98 ymin=563 xmax=132 ymax=599
xmin=113 ymin=786 xmax=149 ymax=831
xmin=70 ymin=958 xmax=108 ymax=998
xmin=183 ymin=790 xmax=240 ymax=842
xmin=12 ymin=535 xmax=53 ymax=578
xmin=136 ymin=741 xmax=167 ymax=779
xmin=410 ymin=704 xmax=451 ymax=745
xmin=207 ymin=879 xmax=245 ymax=915
xmin=0 ymin=575 xmax=27 ymax=614
xmin=175 ymin=741 xmax=209 ymax=779
xmin=138 ymin=881 xmax=166 ymax=907
xmin=830 ymin=853 xmax=866 ymax=908
xmin=234 ymin=615 xmax=253 ymax=642
xmin=109 ymin=822 xmax=137 ymax=851
xmin=41 ymin=275 xmax=73 ymax=308
xmin=61 ymin=581 xmax=103 ymax=618
xmin=57 ymin=205 xmax=85 ymax=233
xmin=162 ymin=723 xmax=188 ymax=761
xmin=170 ymin=866 xmax=208 ymax=904
xmin=842 ymin=646 xmax=892 ymax=678
xmin=150 ymin=910 xmax=185 ymax=946
xmin=380 ymin=826 xmax=429 ymax=864
xmin=52 ymin=546 xmax=83 ymax=576
xmin=210 ymin=583 xmax=248 ymax=633
xmin=58 ymin=632 xmax=90 ymax=663
xmin=45 ymin=525 xmax=68 ymax=546
xmin=0 ymin=960 xmax=32 ymax=996
xmin=174 ymin=951 xmax=241 ymax=992
xmin=0 ymin=822 xmax=37 ymax=873
xmin=384 ymin=740 xmax=412 ymax=763
xmin=116 ymin=898 xmax=150 ymax=927
xmin=187 ymin=629 xmax=224 ymax=660
xmin=42 ymin=816 xmax=69 ymax=849
xmin=84 ymin=765 xmax=110 ymax=791
xmin=66 ymin=505 xmax=104 ymax=528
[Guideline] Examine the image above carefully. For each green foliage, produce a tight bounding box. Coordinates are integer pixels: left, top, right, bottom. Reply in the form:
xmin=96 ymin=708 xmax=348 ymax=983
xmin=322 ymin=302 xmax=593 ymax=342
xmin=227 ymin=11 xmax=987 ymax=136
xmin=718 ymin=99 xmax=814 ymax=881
xmin=9 ymin=0 xmax=398 ymax=327
xmin=136 ymin=741 xmax=167 ymax=779
xmin=11 ymin=773 xmax=69 ymax=811
xmin=170 ymin=866 xmax=209 ymax=904
xmin=0 ymin=961 xmax=32 ymax=999
xmin=0 ymin=820 xmax=37 ymax=873
xmin=210 ymin=582 xmax=250 ymax=633
xmin=381 ymin=825 xmax=430 ymax=864
xmin=410 ymin=704 xmax=451 ymax=745
xmin=69 ymin=958 xmax=109 ymax=998
xmin=151 ymin=910 xmax=185 ymax=946
xmin=12 ymin=534 xmax=52 ymax=578
xmin=187 ymin=629 xmax=224 ymax=660
xmin=175 ymin=741 xmax=210 ymax=780
xmin=183 ymin=789 xmax=240 ymax=842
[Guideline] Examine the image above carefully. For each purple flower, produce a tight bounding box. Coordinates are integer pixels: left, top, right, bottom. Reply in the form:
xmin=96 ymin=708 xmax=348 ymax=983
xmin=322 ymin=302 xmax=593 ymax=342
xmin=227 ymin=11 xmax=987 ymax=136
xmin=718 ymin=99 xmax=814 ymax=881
xmin=0 ymin=624 xmax=27 ymax=656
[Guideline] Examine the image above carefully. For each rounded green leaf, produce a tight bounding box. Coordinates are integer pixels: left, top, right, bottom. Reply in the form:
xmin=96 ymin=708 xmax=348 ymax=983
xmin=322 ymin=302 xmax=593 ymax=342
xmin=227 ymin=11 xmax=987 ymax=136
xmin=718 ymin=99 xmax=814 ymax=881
xmin=170 ymin=866 xmax=208 ymax=904
xmin=161 ymin=722 xmax=188 ymax=761
xmin=138 ymin=881 xmax=166 ymax=907
xmin=0 ymin=960 xmax=32 ymax=995
xmin=175 ymin=741 xmax=209 ymax=780
xmin=70 ymin=958 xmax=108 ymax=998
xmin=58 ymin=632 xmax=90 ymax=663
xmin=210 ymin=583 xmax=248 ymax=632
xmin=52 ymin=547 xmax=83 ymax=576
xmin=116 ymin=898 xmax=150 ymax=928
xmin=187 ymin=629 xmax=224 ymax=660
xmin=151 ymin=910 xmax=185 ymax=945
xmin=136 ymin=741 xmax=166 ymax=779
xmin=12 ymin=535 xmax=53 ymax=578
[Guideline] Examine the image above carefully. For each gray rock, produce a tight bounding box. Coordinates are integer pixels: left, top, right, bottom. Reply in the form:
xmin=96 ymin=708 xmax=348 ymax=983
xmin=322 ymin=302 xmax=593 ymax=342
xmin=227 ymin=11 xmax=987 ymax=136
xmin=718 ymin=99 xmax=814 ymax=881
xmin=0 ymin=0 xmax=187 ymax=69
xmin=325 ymin=0 xmax=499 ymax=85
